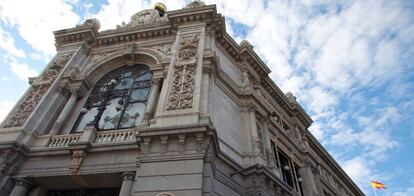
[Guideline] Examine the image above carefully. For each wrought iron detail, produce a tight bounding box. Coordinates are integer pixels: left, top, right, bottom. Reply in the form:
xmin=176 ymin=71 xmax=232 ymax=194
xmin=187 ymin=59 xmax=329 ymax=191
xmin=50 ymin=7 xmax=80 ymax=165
xmin=73 ymin=65 xmax=152 ymax=132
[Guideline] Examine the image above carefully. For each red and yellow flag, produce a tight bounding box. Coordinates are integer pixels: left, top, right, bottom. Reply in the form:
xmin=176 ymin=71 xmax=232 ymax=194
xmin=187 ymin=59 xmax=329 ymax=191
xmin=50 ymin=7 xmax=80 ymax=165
xmin=371 ymin=181 xmax=386 ymax=189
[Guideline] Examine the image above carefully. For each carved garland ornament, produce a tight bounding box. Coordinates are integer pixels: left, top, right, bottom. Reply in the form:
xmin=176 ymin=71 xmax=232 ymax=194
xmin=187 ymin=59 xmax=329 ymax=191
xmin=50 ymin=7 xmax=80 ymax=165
xmin=167 ymin=34 xmax=200 ymax=110
xmin=4 ymin=54 xmax=72 ymax=127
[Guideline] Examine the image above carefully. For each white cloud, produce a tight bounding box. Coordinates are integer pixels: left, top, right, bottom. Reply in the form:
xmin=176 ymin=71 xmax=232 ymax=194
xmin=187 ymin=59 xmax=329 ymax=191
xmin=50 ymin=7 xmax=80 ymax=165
xmin=0 ymin=100 xmax=14 ymax=123
xmin=0 ymin=28 xmax=26 ymax=58
xmin=342 ymin=156 xmax=372 ymax=192
xmin=0 ymin=0 xmax=80 ymax=56
xmin=9 ymin=58 xmax=38 ymax=81
xmin=393 ymin=187 xmax=414 ymax=196
xmin=209 ymin=0 xmax=413 ymax=191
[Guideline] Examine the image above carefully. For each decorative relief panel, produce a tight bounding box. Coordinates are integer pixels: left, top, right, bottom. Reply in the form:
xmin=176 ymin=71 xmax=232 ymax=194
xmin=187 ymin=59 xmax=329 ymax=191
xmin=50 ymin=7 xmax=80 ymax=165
xmin=115 ymin=9 xmax=168 ymax=30
xmin=69 ymin=150 xmax=85 ymax=175
xmin=167 ymin=63 xmax=196 ymax=110
xmin=4 ymin=53 xmax=72 ymax=127
xmin=178 ymin=35 xmax=199 ymax=60
xmin=151 ymin=43 xmax=172 ymax=56
xmin=166 ymin=34 xmax=200 ymax=110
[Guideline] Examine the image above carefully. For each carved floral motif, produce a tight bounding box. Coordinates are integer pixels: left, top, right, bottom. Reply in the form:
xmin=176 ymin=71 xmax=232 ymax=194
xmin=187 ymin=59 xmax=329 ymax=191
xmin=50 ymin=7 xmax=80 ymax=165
xmin=167 ymin=63 xmax=196 ymax=110
xmin=4 ymin=54 xmax=72 ymax=127
xmin=166 ymin=34 xmax=200 ymax=110
xmin=178 ymin=35 xmax=199 ymax=60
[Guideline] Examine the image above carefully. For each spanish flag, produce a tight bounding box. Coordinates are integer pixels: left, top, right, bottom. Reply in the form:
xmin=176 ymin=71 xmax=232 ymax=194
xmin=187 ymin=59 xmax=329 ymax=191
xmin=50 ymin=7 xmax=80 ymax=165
xmin=371 ymin=181 xmax=386 ymax=189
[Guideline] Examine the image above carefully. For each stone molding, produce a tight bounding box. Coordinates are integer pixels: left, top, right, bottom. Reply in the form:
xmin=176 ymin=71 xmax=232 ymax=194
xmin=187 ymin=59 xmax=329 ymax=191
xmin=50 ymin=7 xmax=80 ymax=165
xmin=136 ymin=124 xmax=213 ymax=159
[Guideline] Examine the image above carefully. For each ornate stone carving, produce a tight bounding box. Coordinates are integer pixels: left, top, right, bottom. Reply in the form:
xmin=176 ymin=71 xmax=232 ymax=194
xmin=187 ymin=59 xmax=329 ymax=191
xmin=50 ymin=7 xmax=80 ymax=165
xmin=91 ymin=51 xmax=118 ymax=63
xmin=177 ymin=134 xmax=186 ymax=152
xmin=185 ymin=0 xmax=205 ymax=9
xmin=256 ymin=122 xmax=265 ymax=155
xmin=285 ymin=92 xmax=297 ymax=105
xmin=165 ymin=34 xmax=200 ymax=110
xmin=195 ymin=133 xmax=204 ymax=152
xmin=4 ymin=53 xmax=72 ymax=127
xmin=160 ymin=135 xmax=168 ymax=155
xmin=140 ymin=137 xmax=151 ymax=155
xmin=121 ymin=172 xmax=135 ymax=181
xmin=69 ymin=150 xmax=85 ymax=175
xmin=178 ymin=35 xmax=200 ymax=60
xmin=117 ymin=9 xmax=168 ymax=29
xmin=77 ymin=18 xmax=101 ymax=30
xmin=167 ymin=63 xmax=196 ymax=110
xmin=151 ymin=43 xmax=172 ymax=56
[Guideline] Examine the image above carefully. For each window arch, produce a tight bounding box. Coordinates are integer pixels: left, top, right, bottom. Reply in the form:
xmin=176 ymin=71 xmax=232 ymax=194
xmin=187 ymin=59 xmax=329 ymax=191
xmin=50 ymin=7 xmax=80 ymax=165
xmin=73 ymin=64 xmax=152 ymax=132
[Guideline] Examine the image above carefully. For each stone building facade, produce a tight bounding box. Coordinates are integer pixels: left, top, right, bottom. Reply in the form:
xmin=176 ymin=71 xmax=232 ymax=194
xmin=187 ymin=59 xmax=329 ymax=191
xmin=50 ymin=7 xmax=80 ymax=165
xmin=0 ymin=2 xmax=364 ymax=196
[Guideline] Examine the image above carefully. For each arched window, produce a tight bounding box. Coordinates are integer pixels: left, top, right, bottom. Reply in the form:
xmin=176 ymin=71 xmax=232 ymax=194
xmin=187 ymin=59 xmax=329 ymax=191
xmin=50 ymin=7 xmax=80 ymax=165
xmin=73 ymin=65 xmax=152 ymax=132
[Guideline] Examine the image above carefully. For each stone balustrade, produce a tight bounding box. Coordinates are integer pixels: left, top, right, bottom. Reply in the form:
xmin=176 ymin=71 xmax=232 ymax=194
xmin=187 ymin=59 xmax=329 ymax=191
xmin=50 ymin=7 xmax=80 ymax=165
xmin=48 ymin=134 xmax=81 ymax=147
xmin=95 ymin=130 xmax=136 ymax=144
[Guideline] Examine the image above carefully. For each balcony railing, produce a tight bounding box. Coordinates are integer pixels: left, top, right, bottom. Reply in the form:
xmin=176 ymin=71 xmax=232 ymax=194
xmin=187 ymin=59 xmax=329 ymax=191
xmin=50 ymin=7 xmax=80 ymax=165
xmin=48 ymin=134 xmax=81 ymax=147
xmin=95 ymin=130 xmax=136 ymax=144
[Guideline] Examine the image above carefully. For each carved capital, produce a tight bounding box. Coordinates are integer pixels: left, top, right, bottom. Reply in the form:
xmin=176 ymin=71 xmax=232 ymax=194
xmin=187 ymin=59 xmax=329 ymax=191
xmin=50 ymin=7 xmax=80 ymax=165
xmin=151 ymin=77 xmax=162 ymax=85
xmin=121 ymin=172 xmax=135 ymax=181
xmin=14 ymin=178 xmax=32 ymax=189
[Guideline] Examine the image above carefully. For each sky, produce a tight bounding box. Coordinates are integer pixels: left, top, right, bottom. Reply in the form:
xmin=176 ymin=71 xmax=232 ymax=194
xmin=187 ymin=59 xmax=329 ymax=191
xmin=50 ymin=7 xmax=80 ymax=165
xmin=0 ymin=0 xmax=413 ymax=195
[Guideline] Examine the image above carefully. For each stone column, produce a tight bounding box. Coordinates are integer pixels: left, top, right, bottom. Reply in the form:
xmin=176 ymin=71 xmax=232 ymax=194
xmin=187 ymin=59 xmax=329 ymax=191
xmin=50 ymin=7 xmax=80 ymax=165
xmin=248 ymin=107 xmax=258 ymax=154
xmin=299 ymin=163 xmax=318 ymax=196
xmin=143 ymin=78 xmax=161 ymax=123
xmin=119 ymin=172 xmax=135 ymax=196
xmin=50 ymin=89 xmax=80 ymax=134
xmin=9 ymin=178 xmax=32 ymax=196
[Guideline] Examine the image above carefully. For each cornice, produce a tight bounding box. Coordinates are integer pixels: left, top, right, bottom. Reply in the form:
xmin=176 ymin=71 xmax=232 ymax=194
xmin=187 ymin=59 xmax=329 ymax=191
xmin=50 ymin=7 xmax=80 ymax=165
xmin=307 ymin=133 xmax=364 ymax=195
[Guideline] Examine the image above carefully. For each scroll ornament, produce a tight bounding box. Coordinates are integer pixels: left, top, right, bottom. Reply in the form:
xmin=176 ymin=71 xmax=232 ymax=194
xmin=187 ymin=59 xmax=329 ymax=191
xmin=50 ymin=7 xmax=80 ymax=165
xmin=3 ymin=54 xmax=72 ymax=127
xmin=167 ymin=63 xmax=196 ymax=110
xmin=166 ymin=34 xmax=199 ymax=110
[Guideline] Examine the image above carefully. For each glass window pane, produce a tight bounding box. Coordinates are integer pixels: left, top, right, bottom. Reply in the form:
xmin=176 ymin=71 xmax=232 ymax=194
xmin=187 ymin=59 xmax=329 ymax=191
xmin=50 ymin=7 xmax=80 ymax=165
xmin=114 ymin=78 xmax=134 ymax=90
xmin=119 ymin=103 xmax=145 ymax=128
xmin=133 ymin=80 xmax=151 ymax=88
xmin=98 ymin=98 xmax=123 ymax=130
xmin=74 ymin=107 xmax=98 ymax=132
xmin=130 ymin=88 xmax=150 ymax=102
xmin=135 ymin=72 xmax=152 ymax=81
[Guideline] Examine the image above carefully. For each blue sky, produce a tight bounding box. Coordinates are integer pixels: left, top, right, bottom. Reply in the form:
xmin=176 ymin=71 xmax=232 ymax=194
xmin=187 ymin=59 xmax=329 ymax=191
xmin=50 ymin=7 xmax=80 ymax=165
xmin=0 ymin=0 xmax=413 ymax=195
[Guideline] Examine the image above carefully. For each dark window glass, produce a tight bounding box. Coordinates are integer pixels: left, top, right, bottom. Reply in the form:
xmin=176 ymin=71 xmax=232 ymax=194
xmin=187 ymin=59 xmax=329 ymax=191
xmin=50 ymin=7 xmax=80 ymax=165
xmin=278 ymin=150 xmax=294 ymax=187
xmin=73 ymin=65 xmax=151 ymax=132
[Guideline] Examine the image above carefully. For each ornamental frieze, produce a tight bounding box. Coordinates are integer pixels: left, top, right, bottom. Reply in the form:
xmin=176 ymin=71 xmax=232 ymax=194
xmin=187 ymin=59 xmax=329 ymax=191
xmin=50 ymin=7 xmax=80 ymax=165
xmin=3 ymin=53 xmax=72 ymax=127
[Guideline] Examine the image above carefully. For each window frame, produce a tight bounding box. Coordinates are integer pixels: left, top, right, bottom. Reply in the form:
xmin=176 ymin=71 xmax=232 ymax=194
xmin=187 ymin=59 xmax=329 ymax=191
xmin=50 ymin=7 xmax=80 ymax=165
xmin=71 ymin=64 xmax=152 ymax=132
